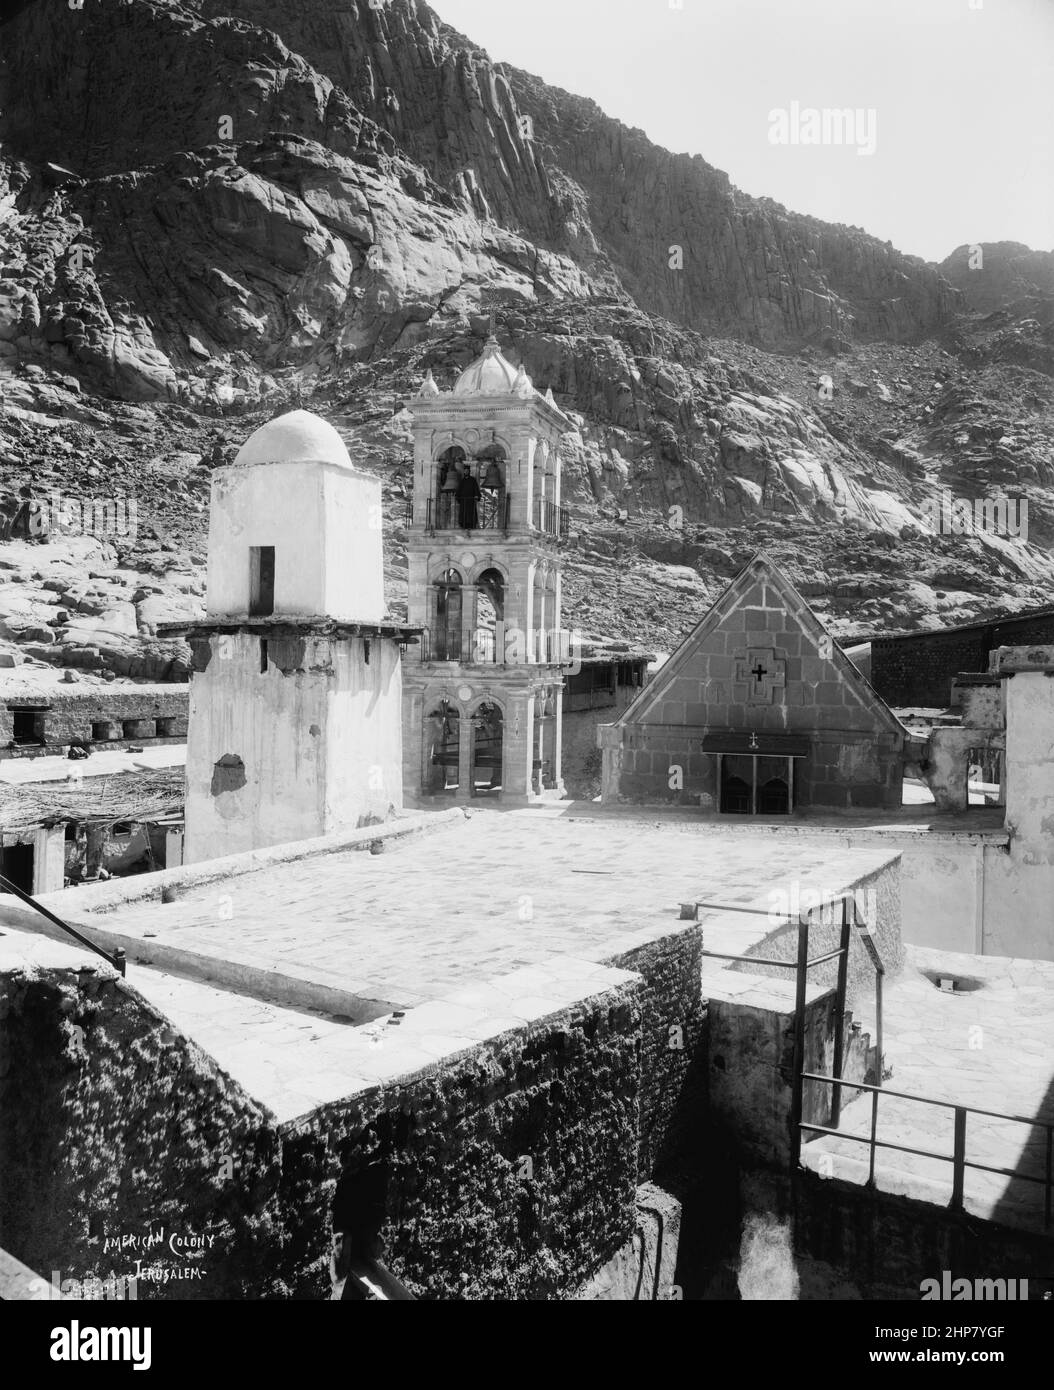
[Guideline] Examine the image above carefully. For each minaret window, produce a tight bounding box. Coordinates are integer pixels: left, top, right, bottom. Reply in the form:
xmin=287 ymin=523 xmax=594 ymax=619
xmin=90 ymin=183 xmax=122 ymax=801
xmin=249 ymin=546 xmax=275 ymax=617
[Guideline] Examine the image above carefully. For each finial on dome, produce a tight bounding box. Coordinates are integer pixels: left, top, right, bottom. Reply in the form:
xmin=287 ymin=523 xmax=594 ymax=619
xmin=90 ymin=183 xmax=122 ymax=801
xmin=512 ymin=363 xmax=533 ymax=397
xmin=544 ymin=387 xmax=556 ymax=405
xmin=419 ymin=368 xmax=440 ymax=397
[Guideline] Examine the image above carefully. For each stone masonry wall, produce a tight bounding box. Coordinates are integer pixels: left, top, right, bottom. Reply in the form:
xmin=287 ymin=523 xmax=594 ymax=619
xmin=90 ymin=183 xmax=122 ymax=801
xmin=1 ymin=687 xmax=188 ymax=754
xmin=871 ymin=611 xmax=1054 ymax=708
xmin=727 ymin=858 xmax=904 ymax=1006
xmin=0 ymin=958 xmax=283 ymax=1300
xmin=604 ymin=571 xmax=905 ymax=811
xmin=276 ymin=982 xmax=643 ymax=1300
xmin=603 ymin=923 xmax=706 ymax=1180
xmin=1 ymin=948 xmax=648 ymax=1301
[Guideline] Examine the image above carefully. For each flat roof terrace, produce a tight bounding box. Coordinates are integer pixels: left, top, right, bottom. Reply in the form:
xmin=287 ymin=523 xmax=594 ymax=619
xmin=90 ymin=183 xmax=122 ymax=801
xmin=28 ymin=808 xmax=901 ymax=1022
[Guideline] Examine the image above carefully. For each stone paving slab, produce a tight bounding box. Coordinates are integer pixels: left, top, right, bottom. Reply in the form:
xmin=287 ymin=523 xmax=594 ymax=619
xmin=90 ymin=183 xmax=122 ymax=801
xmin=59 ymin=808 xmax=899 ymax=1016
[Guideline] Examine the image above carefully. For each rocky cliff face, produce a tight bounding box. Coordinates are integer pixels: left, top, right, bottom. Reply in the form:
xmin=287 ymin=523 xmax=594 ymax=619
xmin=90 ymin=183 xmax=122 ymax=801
xmin=1 ymin=0 xmax=1051 ymax=684
xmin=0 ymin=0 xmax=961 ymax=404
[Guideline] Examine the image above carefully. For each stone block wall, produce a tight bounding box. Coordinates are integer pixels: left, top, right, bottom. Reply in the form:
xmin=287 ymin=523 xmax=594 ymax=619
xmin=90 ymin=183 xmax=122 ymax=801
xmin=602 ymin=923 xmax=706 ymax=1179
xmin=603 ymin=725 xmax=904 ymax=812
xmin=602 ymin=569 xmax=907 ymax=811
xmin=0 ymin=954 xmax=284 ymax=1300
xmin=726 ymin=858 xmax=904 ymax=1006
xmin=0 ymin=942 xmax=655 ymax=1301
xmin=0 ymin=687 xmax=189 ymax=755
xmin=871 ymin=610 xmax=1054 ymax=709
xmin=282 ymin=975 xmax=643 ymax=1300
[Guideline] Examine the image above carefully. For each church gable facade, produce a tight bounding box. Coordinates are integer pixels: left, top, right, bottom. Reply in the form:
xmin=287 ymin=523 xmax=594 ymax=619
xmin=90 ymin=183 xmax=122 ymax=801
xmin=599 ymin=556 xmax=908 ymax=813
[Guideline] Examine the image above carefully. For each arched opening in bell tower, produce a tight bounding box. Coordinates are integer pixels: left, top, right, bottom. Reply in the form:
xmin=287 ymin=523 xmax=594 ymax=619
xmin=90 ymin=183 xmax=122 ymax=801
xmin=476 ymin=443 xmax=508 ymax=530
xmin=424 ymin=699 xmax=460 ymax=796
xmin=471 ymin=700 xmax=504 ymax=797
xmin=433 ymin=569 xmax=463 ymax=661
xmin=435 ymin=446 xmax=467 ymax=530
xmin=532 ymin=687 xmax=558 ymax=793
xmin=472 ymin=567 xmax=505 ymax=664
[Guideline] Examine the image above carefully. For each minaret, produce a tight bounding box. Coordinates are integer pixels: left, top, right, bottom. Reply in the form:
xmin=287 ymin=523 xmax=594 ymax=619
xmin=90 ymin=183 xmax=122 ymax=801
xmin=402 ymin=337 xmax=574 ymax=805
xmin=168 ymin=410 xmax=419 ymax=863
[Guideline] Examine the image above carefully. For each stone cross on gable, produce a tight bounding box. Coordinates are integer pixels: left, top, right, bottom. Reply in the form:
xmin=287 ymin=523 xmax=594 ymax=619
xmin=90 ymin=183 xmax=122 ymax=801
xmin=734 ymin=647 xmax=787 ymax=704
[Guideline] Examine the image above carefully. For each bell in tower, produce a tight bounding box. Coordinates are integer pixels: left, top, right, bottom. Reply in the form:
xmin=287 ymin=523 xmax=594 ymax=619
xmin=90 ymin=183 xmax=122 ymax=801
xmin=401 ymin=337 xmax=574 ymax=806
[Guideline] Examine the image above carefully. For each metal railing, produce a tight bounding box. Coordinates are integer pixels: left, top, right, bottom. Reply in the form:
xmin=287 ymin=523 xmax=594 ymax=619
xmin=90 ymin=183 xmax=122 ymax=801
xmin=423 ymin=493 xmax=510 ymax=533
xmin=800 ymin=1075 xmax=1054 ymax=1227
xmin=533 ymin=499 xmax=570 ymax=539
xmin=696 ymin=891 xmax=1054 ymax=1226
xmin=693 ymin=891 xmax=883 ymax=1148
xmin=0 ymin=871 xmax=126 ymax=976
xmin=416 ymin=627 xmax=576 ymax=666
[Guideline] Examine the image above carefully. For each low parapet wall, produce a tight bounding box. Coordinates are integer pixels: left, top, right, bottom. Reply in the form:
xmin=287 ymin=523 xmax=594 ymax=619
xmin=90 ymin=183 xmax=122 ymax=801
xmin=0 ymin=925 xmax=699 ymax=1299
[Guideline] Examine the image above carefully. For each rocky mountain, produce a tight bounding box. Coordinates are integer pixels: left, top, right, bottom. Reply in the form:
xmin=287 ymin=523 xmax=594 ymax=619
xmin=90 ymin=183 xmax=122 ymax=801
xmin=1 ymin=0 xmax=1052 ymax=688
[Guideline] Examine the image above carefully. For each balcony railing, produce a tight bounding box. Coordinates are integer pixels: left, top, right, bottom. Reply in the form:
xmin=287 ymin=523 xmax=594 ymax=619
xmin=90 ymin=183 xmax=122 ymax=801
xmin=405 ymin=495 xmax=569 ymax=538
xmin=422 ymin=493 xmax=511 ymax=534
xmin=534 ymin=499 xmax=570 ymax=539
xmin=416 ymin=627 xmax=576 ymax=666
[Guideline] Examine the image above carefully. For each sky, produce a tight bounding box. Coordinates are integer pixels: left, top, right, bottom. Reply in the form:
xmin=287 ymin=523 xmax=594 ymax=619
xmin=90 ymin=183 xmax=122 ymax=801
xmin=431 ymin=0 xmax=1054 ymax=264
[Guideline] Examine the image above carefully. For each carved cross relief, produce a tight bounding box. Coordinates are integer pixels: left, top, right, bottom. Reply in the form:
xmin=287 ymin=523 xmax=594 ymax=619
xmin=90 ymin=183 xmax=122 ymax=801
xmin=734 ymin=647 xmax=787 ymax=705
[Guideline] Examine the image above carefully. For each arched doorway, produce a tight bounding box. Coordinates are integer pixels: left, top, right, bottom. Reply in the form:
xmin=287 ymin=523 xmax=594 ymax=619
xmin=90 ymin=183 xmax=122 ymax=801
xmin=719 ymin=756 xmax=752 ymax=814
xmin=758 ymin=775 xmax=790 ymax=814
xmin=471 ymin=701 xmax=503 ymax=797
xmin=473 ymin=567 xmax=505 ymax=664
xmin=433 ymin=569 xmax=463 ymax=661
xmin=424 ymin=700 xmax=460 ymax=796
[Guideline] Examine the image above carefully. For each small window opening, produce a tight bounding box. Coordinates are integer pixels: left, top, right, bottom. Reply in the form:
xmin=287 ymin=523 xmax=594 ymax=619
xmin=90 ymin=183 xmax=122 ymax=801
xmin=11 ymin=708 xmax=47 ymax=746
xmin=260 ymin=639 xmax=269 ymax=674
xmin=249 ymin=545 xmax=276 ymax=618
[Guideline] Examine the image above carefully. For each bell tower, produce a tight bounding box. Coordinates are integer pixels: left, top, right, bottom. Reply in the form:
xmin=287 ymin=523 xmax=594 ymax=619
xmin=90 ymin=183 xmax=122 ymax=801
xmin=402 ymin=337 xmax=574 ymax=805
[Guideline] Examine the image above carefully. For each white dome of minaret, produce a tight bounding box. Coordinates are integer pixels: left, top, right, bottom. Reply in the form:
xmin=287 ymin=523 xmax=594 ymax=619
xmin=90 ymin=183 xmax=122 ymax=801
xmin=233 ymin=410 xmax=355 ymax=469
xmin=453 ymin=335 xmax=532 ymax=396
